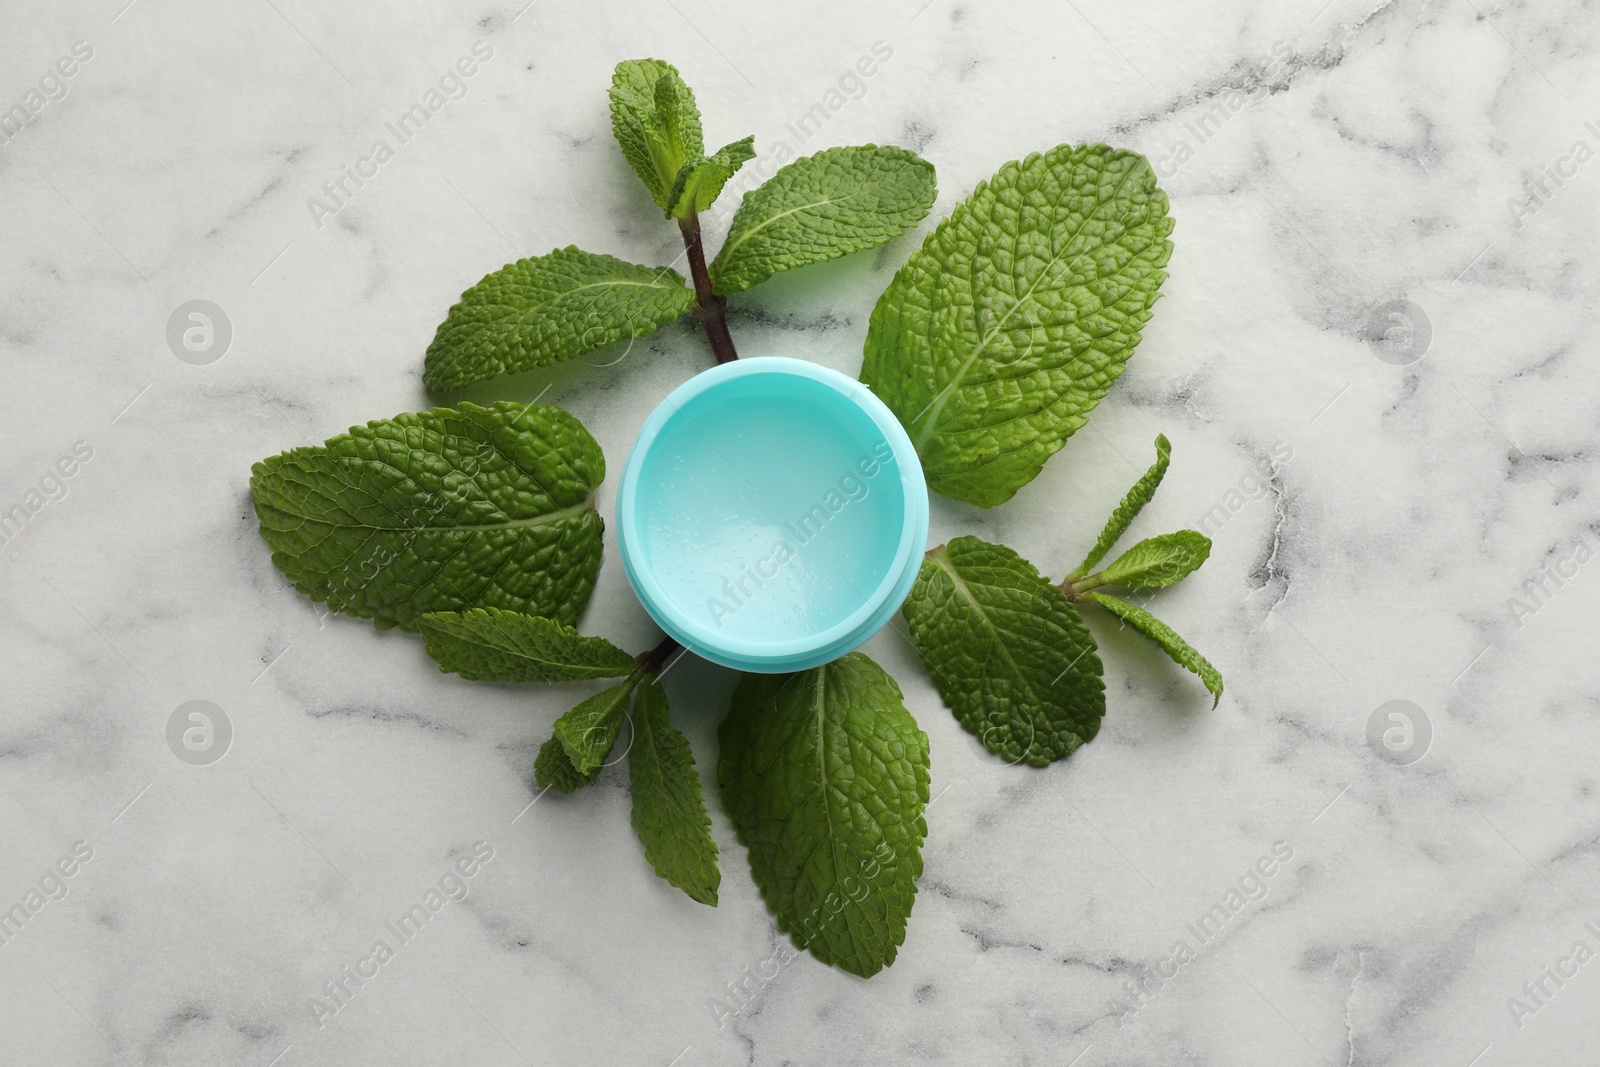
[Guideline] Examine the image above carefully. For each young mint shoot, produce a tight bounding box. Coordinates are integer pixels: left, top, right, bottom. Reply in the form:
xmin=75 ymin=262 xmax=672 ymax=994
xmin=245 ymin=57 xmax=1223 ymax=980
xmin=1062 ymin=435 xmax=1223 ymax=707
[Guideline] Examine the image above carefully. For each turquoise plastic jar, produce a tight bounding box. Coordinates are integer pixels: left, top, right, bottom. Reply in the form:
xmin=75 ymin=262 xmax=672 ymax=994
xmin=616 ymin=357 xmax=929 ymax=673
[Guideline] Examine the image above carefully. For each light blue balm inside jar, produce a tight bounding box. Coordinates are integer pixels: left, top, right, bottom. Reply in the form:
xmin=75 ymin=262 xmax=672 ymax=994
xmin=616 ymin=357 xmax=929 ymax=673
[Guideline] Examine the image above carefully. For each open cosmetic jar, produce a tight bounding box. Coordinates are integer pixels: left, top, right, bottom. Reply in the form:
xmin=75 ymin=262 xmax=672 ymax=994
xmin=616 ymin=357 xmax=929 ymax=673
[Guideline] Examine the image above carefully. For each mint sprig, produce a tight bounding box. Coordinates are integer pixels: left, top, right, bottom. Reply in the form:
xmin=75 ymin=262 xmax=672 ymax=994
xmin=1059 ymin=435 xmax=1222 ymax=706
xmin=420 ymin=614 xmax=724 ymax=901
xmin=420 ymin=63 xmax=937 ymax=384
xmin=903 ymin=435 xmax=1223 ymax=763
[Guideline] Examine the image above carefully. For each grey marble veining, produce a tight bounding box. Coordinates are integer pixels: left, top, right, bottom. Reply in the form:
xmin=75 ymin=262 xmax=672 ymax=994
xmin=3 ymin=0 xmax=1599 ymax=1063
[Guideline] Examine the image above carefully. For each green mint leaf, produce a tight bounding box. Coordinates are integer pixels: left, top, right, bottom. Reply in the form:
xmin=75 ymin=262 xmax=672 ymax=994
xmin=423 ymin=247 xmax=695 ymax=391
xmin=667 ymin=135 xmax=756 ymax=219
xmin=708 ymin=145 xmax=937 ymax=296
xmin=904 ymin=537 xmax=1105 ymax=766
xmin=250 ymin=401 xmax=604 ymax=632
xmin=555 ymin=679 xmax=638 ymax=774
xmin=536 ymin=732 xmax=597 ymax=794
xmin=718 ymin=652 xmax=929 ymax=977
xmin=1082 ymin=592 xmax=1223 ymax=707
xmin=418 ymin=608 xmax=635 ymax=683
xmin=610 ymin=59 xmax=704 ymax=210
xmin=1096 ymin=530 xmax=1211 ymax=590
xmin=628 ymin=678 xmax=720 ymax=905
xmin=1070 ymin=433 xmax=1171 ymax=580
xmin=861 ymin=144 xmax=1174 ymax=508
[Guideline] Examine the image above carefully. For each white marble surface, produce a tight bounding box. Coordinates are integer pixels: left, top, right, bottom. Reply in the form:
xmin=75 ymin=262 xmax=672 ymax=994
xmin=4 ymin=0 xmax=1600 ymax=1063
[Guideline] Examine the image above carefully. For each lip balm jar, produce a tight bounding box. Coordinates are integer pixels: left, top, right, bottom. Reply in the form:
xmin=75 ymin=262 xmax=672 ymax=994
xmin=616 ymin=357 xmax=929 ymax=673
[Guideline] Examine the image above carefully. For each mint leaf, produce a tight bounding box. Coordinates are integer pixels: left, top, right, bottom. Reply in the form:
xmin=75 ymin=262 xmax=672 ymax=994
xmin=536 ymin=733 xmax=597 ymax=794
xmin=861 ymin=144 xmax=1174 ymax=507
xmin=250 ymin=401 xmax=604 ymax=631
xmin=423 ymin=247 xmax=695 ymax=391
xmin=667 ymin=135 xmax=756 ymax=219
xmin=1082 ymin=592 xmax=1223 ymax=706
xmin=629 ymin=678 xmax=720 ymax=905
xmin=1097 ymin=531 xmax=1211 ymax=590
xmin=419 ymin=608 xmax=635 ymax=683
xmin=718 ymin=652 xmax=929 ymax=977
xmin=610 ymin=59 xmax=704 ymax=210
xmin=1070 ymin=433 xmax=1171 ymax=580
xmin=903 ymin=536 xmax=1104 ymax=766
xmin=709 ymin=145 xmax=937 ymax=296
xmin=556 ymin=680 xmax=638 ymax=774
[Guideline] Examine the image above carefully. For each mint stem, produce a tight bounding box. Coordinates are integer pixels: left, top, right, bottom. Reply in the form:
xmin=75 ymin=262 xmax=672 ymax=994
xmin=1060 ymin=573 xmax=1106 ymax=601
xmin=678 ymin=211 xmax=739 ymax=364
xmin=635 ymin=634 xmax=682 ymax=674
